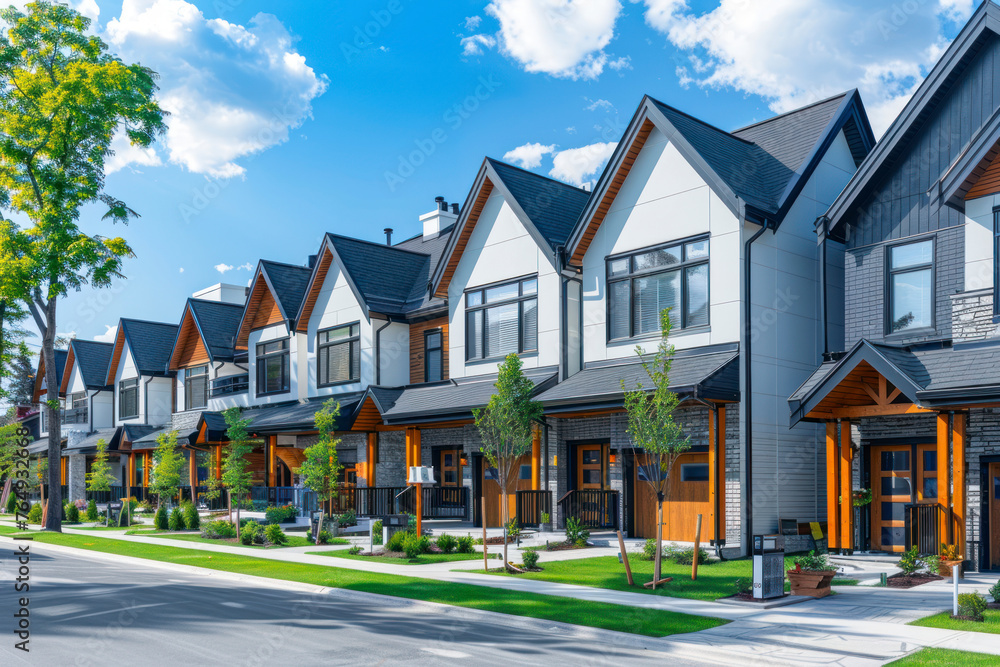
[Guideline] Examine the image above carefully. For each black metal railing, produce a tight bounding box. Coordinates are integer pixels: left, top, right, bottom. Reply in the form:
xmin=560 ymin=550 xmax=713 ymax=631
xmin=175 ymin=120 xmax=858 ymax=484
xmin=354 ymin=486 xmax=469 ymax=519
xmin=905 ymin=503 xmax=944 ymax=554
xmin=211 ymin=374 xmax=249 ymax=397
xmin=61 ymin=407 xmax=88 ymax=425
xmin=423 ymin=486 xmax=469 ymax=518
xmin=87 ymin=486 xmax=126 ymax=504
xmin=516 ymin=490 xmax=552 ymax=527
xmin=558 ymin=489 xmax=619 ymax=529
xmin=249 ymin=487 xmax=318 ymax=516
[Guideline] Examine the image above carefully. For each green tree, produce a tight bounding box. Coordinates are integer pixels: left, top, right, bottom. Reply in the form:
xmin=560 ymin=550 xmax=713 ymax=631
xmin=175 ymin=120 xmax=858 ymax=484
xmin=0 ymin=301 xmax=28 ymax=402
xmin=474 ymin=353 xmax=543 ymax=570
xmin=149 ymin=431 xmax=184 ymax=509
xmin=621 ymin=309 xmax=691 ymax=587
xmin=295 ymin=399 xmax=342 ymax=543
xmin=222 ymin=407 xmax=255 ymax=542
xmin=4 ymin=343 xmax=33 ymax=407
xmin=0 ymin=2 xmax=166 ymax=531
xmin=201 ymin=448 xmax=222 ymax=505
xmin=85 ymin=438 xmax=115 ymax=494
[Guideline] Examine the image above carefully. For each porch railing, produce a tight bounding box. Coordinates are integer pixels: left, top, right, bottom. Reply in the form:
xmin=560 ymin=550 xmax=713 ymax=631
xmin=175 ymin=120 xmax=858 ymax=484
xmin=558 ymin=489 xmax=619 ymax=530
xmin=516 ymin=490 xmax=552 ymax=527
xmin=354 ymin=486 xmax=469 ymax=519
xmin=86 ymin=486 xmax=126 ymax=504
xmin=905 ymin=503 xmax=945 ymax=554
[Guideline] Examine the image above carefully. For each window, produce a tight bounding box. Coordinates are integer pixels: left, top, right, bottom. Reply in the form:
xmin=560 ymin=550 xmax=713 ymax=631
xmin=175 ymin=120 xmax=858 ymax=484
xmin=888 ymin=239 xmax=933 ymax=334
xmin=680 ymin=463 xmax=710 ymax=482
xmin=256 ymin=338 xmax=290 ymax=395
xmin=317 ymin=324 xmax=359 ymax=387
xmin=607 ymin=237 xmax=709 ymax=340
xmin=994 ymin=208 xmax=1000 ymax=316
xmin=424 ymin=329 xmax=443 ymax=382
xmin=184 ymin=365 xmax=208 ymax=410
xmin=465 ymin=277 xmax=537 ymax=361
xmin=119 ymin=378 xmax=139 ymax=419
xmin=63 ymin=392 xmax=88 ymax=424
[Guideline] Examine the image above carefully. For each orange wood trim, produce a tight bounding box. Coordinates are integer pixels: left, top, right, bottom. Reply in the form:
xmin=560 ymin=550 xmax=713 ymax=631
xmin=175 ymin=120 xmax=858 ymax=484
xmin=937 ymin=413 xmax=950 ymax=547
xmin=106 ymin=327 xmax=127 ymax=386
xmin=128 ymin=453 xmax=135 ymax=491
xmin=189 ymin=449 xmax=197 ymax=488
xmin=826 ymin=422 xmax=839 ymax=550
xmin=58 ymin=346 xmax=76 ymax=395
xmin=815 ymin=403 xmax=933 ymax=420
xmin=409 ymin=317 xmax=449 ymax=384
xmin=366 ymin=433 xmax=377 ymax=486
xmin=708 ymin=407 xmax=717 ymax=543
xmin=953 ymin=413 xmax=966 ymax=555
xmin=717 ymin=405 xmax=726 ymax=540
xmin=169 ymin=306 xmax=211 ymax=371
xmin=434 ymin=178 xmax=494 ymax=298
xmin=268 ymin=436 xmax=277 ymax=483
xmin=61 ymin=457 xmax=67 ymax=486
xmin=296 ymin=247 xmax=333 ymax=334
xmin=966 ymin=148 xmax=1000 ymax=200
xmin=236 ymin=278 xmax=285 ymax=350
xmin=531 ymin=427 xmax=541 ymax=491
xmin=215 ymin=445 xmax=222 ymax=480
xmin=143 ymin=452 xmax=150 ymax=487
xmin=840 ymin=420 xmax=852 ymax=550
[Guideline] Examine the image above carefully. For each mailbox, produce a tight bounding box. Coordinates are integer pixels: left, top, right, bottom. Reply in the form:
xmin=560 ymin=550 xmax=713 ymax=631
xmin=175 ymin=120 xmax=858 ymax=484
xmin=752 ymin=534 xmax=785 ymax=600
xmin=383 ymin=514 xmax=410 ymax=545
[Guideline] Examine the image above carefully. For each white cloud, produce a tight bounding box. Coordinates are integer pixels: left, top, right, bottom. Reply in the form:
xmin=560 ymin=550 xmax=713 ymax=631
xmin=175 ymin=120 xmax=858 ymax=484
xmin=504 ymin=142 xmax=557 ymax=169
xmin=94 ymin=325 xmax=119 ymax=344
xmin=638 ymin=0 xmax=967 ymax=135
xmin=585 ymin=98 xmax=615 ymax=112
xmin=179 ymin=267 xmax=184 ymax=273
xmin=938 ymin=0 xmax=975 ymax=22
xmin=237 ymin=262 xmax=254 ymax=271
xmin=461 ymin=34 xmax=497 ymax=56
xmin=549 ymin=141 xmax=617 ymax=187
xmin=465 ymin=15 xmax=483 ymax=30
xmin=486 ymin=0 xmax=623 ymax=80
xmin=215 ymin=263 xmax=234 ymax=274
xmin=608 ymin=56 xmax=632 ymax=71
xmin=105 ymin=129 xmax=162 ymax=174
xmin=105 ymin=0 xmax=328 ymax=177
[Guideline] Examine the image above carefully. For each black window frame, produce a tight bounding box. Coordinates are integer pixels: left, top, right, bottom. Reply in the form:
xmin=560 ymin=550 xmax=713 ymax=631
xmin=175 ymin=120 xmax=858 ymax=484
xmin=424 ymin=328 xmax=444 ymax=383
xmin=184 ymin=365 xmax=209 ymax=410
xmin=605 ymin=234 xmax=710 ymax=342
xmin=993 ymin=207 xmax=1000 ymax=318
xmin=464 ymin=275 xmax=538 ymax=363
xmin=885 ymin=236 xmax=935 ymax=336
xmin=256 ymin=338 xmax=290 ymax=397
xmin=317 ymin=323 xmax=361 ymax=388
xmin=118 ymin=377 xmax=139 ymax=420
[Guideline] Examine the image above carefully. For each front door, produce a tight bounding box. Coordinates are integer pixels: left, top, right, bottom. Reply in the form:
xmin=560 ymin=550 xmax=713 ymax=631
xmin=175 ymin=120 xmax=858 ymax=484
xmin=632 ymin=452 xmax=712 ymax=541
xmin=871 ymin=444 xmax=937 ymax=553
xmin=576 ymin=444 xmax=607 ymax=490
xmin=439 ymin=449 xmax=462 ymax=487
xmin=990 ymin=462 xmax=1000 ymax=567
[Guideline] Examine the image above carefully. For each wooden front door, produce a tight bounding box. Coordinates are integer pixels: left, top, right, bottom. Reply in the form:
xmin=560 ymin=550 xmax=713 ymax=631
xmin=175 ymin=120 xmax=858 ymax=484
xmin=872 ymin=444 xmax=936 ymax=553
xmin=576 ymin=444 xmax=607 ymax=490
xmin=480 ymin=454 xmax=532 ymax=528
xmin=633 ymin=452 xmax=713 ymax=541
xmin=439 ymin=449 xmax=462 ymax=487
xmin=990 ymin=462 xmax=1000 ymax=567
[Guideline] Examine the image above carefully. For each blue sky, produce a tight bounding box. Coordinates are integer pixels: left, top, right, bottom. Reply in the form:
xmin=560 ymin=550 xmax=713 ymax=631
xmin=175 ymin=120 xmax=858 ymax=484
xmin=15 ymin=0 xmax=971 ymax=346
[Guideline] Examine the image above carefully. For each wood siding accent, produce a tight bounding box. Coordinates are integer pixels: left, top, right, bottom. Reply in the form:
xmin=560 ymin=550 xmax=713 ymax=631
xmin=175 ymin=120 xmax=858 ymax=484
xmin=296 ymin=247 xmax=333 ymax=334
xmin=169 ymin=307 xmax=210 ymax=371
xmin=481 ymin=453 xmax=532 ymax=528
xmin=409 ymin=317 xmax=449 ymax=384
xmin=275 ymin=447 xmax=306 ymax=475
xmin=351 ymin=397 xmax=383 ymax=432
xmin=105 ymin=327 xmax=128 ymax=386
xmin=826 ymin=422 xmax=838 ymax=549
xmin=32 ymin=355 xmax=47 ymax=402
xmin=965 ymin=145 xmax=1000 ymax=199
xmin=633 ymin=451 xmax=715 ymax=541
xmin=434 ymin=179 xmax=494 ymax=298
xmin=58 ymin=346 xmax=76 ymax=395
xmin=570 ymin=120 xmax=654 ymax=266
xmin=236 ymin=276 xmax=285 ymax=350
xmin=953 ymin=413 xmax=966 ymax=554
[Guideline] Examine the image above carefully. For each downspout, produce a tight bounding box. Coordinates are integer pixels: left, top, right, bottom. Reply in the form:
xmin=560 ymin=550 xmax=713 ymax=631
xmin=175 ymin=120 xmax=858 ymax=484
xmin=819 ymin=228 xmax=829 ymax=358
xmin=374 ymin=318 xmax=393 ymax=386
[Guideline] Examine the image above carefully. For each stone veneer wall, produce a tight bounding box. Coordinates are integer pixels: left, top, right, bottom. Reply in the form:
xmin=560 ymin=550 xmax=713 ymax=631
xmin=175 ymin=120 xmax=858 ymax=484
xmin=375 ymin=431 xmax=406 ymax=488
xmin=170 ymin=409 xmax=202 ymax=432
xmin=951 ymin=289 xmax=1000 ymax=341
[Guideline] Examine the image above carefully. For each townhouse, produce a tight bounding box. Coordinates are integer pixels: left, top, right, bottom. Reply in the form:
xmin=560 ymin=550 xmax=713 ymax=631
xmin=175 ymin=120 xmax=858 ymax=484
xmin=790 ymin=1 xmax=1000 ymax=571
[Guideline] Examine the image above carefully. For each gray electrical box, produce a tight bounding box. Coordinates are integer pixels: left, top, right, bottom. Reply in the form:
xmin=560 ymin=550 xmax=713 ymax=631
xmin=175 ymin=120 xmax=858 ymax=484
xmin=752 ymin=534 xmax=785 ymax=599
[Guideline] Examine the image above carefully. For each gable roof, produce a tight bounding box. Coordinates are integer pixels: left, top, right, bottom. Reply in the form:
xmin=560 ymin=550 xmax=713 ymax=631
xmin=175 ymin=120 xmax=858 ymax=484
xmin=106 ymin=318 xmax=179 ymax=384
xmin=392 ymin=223 xmax=456 ymax=276
xmin=61 ymin=339 xmax=114 ymax=393
xmin=168 ymin=298 xmax=244 ymax=369
xmin=825 ymin=1 xmax=1000 ymax=237
xmin=430 ymin=158 xmax=590 ymax=298
xmin=32 ymin=348 xmax=67 ymax=402
xmin=567 ymin=91 xmax=873 ymax=265
xmin=235 ymin=260 xmax=312 ymax=348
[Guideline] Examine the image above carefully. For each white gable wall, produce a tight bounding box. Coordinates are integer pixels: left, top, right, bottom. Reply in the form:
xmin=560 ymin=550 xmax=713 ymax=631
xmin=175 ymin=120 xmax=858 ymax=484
xmin=114 ymin=339 xmax=142 ymax=424
xmin=306 ymin=260 xmax=372 ymax=397
xmin=248 ymin=321 xmax=297 ymax=406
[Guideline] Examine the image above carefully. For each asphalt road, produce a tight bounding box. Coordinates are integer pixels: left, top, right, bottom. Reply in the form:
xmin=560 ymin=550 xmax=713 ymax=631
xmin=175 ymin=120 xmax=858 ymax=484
xmin=0 ymin=543 xmax=718 ymax=666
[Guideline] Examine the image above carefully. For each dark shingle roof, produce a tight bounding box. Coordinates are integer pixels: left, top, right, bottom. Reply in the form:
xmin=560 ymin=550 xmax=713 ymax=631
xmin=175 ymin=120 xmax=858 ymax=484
xmin=70 ymin=340 xmax=114 ymax=389
xmin=197 ymin=393 xmax=367 ymax=438
xmin=260 ymin=260 xmax=312 ymax=320
xmin=65 ymin=427 xmax=118 ymax=452
xmin=393 ymin=223 xmax=456 ymax=277
xmin=120 ymin=319 xmax=179 ymax=376
xmin=327 ymin=235 xmax=433 ymax=315
xmin=487 ymin=159 xmax=591 ymax=250
xmin=189 ymin=299 xmax=244 ymax=361
xmin=50 ymin=348 xmax=68 ymax=390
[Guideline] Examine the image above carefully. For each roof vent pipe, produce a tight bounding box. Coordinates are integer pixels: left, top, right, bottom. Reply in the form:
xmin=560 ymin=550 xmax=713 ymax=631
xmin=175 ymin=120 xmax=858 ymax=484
xmin=451 ymin=203 xmax=459 ymax=215
xmin=435 ymin=195 xmax=446 ymax=211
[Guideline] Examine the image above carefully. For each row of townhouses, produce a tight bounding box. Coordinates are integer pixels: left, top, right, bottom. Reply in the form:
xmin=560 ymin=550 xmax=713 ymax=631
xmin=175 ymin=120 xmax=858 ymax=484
xmin=26 ymin=2 xmax=1000 ymax=568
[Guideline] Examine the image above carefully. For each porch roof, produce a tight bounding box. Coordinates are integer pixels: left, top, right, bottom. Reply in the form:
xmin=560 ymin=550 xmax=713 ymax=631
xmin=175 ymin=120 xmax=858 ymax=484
xmin=195 ymin=392 xmax=368 ymax=441
xmin=789 ymin=338 xmax=1000 ymax=424
xmin=536 ymin=344 xmax=739 ymax=413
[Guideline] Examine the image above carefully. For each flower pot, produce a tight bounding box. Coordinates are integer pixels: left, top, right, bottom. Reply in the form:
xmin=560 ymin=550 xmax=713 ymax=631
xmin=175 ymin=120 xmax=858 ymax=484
xmin=787 ymin=569 xmax=837 ymax=598
xmin=938 ymin=559 xmax=963 ymax=579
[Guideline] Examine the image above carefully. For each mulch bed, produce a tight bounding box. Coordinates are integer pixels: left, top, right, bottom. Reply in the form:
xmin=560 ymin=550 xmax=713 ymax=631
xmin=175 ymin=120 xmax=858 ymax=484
xmin=950 ymin=614 xmax=985 ymax=622
xmin=885 ymin=572 xmax=943 ymax=589
xmin=482 ymin=536 xmax=517 ymax=545
xmin=542 ymin=541 xmax=590 ymax=551
xmin=987 ymin=602 xmax=1000 ymax=610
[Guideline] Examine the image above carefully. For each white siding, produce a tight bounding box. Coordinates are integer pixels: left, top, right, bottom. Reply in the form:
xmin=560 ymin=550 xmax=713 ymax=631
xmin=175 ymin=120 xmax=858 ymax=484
xmin=248 ymin=322 xmax=297 ymax=406
xmin=305 ymin=260 xmax=371 ymax=396
xmin=378 ymin=321 xmax=410 ymax=386
xmin=965 ymin=193 xmax=997 ymax=292
xmin=207 ymin=362 xmax=250 ymax=411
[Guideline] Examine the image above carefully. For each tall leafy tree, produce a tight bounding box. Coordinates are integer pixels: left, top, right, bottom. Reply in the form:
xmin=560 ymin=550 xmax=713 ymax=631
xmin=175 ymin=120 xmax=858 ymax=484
xmin=622 ymin=309 xmax=690 ymax=587
xmin=150 ymin=431 xmax=183 ymax=509
xmin=0 ymin=2 xmax=166 ymax=531
xmin=4 ymin=343 xmax=33 ymax=407
xmin=85 ymin=437 xmax=116 ymax=494
xmin=474 ymin=353 xmax=542 ymax=570
xmin=222 ymin=407 xmax=254 ymax=542
xmin=0 ymin=300 xmax=28 ymax=402
xmin=296 ymin=399 xmax=342 ymax=542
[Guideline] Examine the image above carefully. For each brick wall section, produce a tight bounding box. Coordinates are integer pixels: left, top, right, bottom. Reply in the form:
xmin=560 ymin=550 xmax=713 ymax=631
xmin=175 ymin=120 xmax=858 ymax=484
xmin=951 ymin=289 xmax=1000 ymax=341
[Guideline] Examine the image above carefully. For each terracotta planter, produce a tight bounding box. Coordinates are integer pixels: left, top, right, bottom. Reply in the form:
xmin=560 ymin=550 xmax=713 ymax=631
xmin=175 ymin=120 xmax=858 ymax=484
xmin=938 ymin=559 xmax=963 ymax=579
xmin=787 ymin=569 xmax=837 ymax=598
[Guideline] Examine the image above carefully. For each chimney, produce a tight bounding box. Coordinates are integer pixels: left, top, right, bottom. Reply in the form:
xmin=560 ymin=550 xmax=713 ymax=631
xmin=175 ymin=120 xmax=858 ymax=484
xmin=435 ymin=195 xmax=447 ymax=211
xmin=420 ymin=196 xmax=458 ymax=241
xmin=384 ymin=228 xmax=393 ymax=245
xmin=451 ymin=203 xmax=460 ymax=215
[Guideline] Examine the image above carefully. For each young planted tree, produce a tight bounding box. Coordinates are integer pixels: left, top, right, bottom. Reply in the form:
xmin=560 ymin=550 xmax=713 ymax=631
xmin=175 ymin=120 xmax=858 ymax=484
xmin=622 ymin=309 xmax=691 ymax=587
xmin=202 ymin=448 xmax=222 ymax=507
xmin=222 ymin=407 xmax=255 ymax=542
xmin=85 ymin=438 xmax=116 ymax=497
xmin=296 ymin=399 xmax=342 ymax=543
xmin=150 ymin=431 xmax=184 ymax=509
xmin=474 ymin=353 xmax=543 ymax=570
xmin=0 ymin=2 xmax=166 ymax=531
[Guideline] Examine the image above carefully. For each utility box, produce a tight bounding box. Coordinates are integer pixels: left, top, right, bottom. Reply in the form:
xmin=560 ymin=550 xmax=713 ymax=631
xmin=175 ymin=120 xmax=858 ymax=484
xmin=752 ymin=534 xmax=785 ymax=599
xmin=383 ymin=514 xmax=409 ymax=546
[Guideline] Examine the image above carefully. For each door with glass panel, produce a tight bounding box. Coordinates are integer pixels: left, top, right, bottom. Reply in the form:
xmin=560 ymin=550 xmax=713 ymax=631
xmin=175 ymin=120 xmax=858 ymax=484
xmin=990 ymin=462 xmax=1000 ymax=568
xmin=872 ymin=444 xmax=936 ymax=553
xmin=439 ymin=449 xmax=462 ymax=487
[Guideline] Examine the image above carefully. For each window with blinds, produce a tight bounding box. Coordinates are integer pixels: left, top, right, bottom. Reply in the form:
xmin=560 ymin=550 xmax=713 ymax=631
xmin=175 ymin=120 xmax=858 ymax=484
xmin=318 ymin=323 xmax=360 ymax=387
xmin=607 ymin=237 xmax=709 ymax=340
xmin=256 ymin=339 xmax=290 ymax=396
xmin=184 ymin=365 xmax=208 ymax=410
xmin=424 ymin=329 xmax=443 ymax=382
xmin=465 ymin=276 xmax=537 ymax=361
xmin=119 ymin=377 xmax=139 ymax=419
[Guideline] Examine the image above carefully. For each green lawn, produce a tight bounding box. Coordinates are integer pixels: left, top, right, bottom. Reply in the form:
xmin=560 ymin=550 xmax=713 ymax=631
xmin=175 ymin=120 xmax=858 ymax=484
xmin=886 ymin=648 xmax=1000 ymax=666
xmin=910 ymin=609 xmax=1000 ymax=635
xmin=480 ymin=554 xmax=856 ymax=601
xmin=139 ymin=532 xmax=344 ymax=549
xmin=72 ymin=525 xmax=156 ymax=532
xmin=313 ymin=550 xmax=484 ymax=565
xmin=0 ymin=530 xmax=724 ymax=637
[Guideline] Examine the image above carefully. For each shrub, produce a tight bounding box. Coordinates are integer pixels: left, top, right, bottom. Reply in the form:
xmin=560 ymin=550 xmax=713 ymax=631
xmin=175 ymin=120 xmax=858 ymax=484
xmin=940 ymin=543 xmax=960 ymax=561
xmin=989 ymin=579 xmax=1000 ymax=603
xmin=264 ymin=504 xmax=297 ymax=524
xmin=897 ymin=546 xmax=921 ymax=575
xmin=183 ymin=503 xmax=200 ymax=530
xmin=168 ymin=507 xmax=184 ymax=531
xmin=154 ymin=505 xmax=169 ymax=530
xmin=86 ymin=499 xmax=99 ymax=522
xmin=565 ymin=517 xmax=590 ymax=545
xmin=642 ymin=538 xmax=660 ymax=561
xmin=241 ymin=520 xmax=264 ymax=546
xmin=407 ymin=514 xmax=417 ymax=533
xmin=436 ymin=534 xmax=458 ymax=554
xmin=504 ymin=518 xmax=520 ymax=539
xmin=403 ymin=533 xmax=430 ymax=559
xmin=339 ymin=509 xmax=357 ymax=527
xmin=734 ymin=577 xmax=752 ymax=596
xmin=796 ymin=550 xmax=832 ymax=572
xmin=522 ymin=549 xmax=539 ymax=569
xmin=201 ymin=520 xmax=236 ymax=539
xmin=923 ymin=554 xmax=940 ymax=575
xmin=65 ymin=503 xmax=80 ymax=523
xmin=27 ymin=503 xmax=42 ymax=524
xmin=958 ymin=592 xmax=988 ymax=621
xmin=664 ymin=545 xmax=710 ymax=566
xmin=264 ymin=523 xmax=287 ymax=545
xmin=371 ymin=520 xmax=383 ymax=545
xmin=138 ymin=499 xmax=154 ymax=513
xmin=317 ymin=530 xmax=332 ymax=544
xmin=5 ymin=490 xmax=18 ymax=514
xmin=456 ymin=534 xmax=475 ymax=554
xmin=348 ymin=545 xmax=362 ymax=555
xmin=385 ymin=529 xmax=408 ymax=553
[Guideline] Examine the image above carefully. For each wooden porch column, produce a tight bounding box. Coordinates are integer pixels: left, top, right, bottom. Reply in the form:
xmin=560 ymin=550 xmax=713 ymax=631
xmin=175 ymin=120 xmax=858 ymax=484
xmin=531 ymin=426 xmax=541 ymax=490
xmin=708 ymin=407 xmax=717 ymax=543
xmin=61 ymin=457 xmax=67 ymax=485
xmin=128 ymin=453 xmax=135 ymax=496
xmin=268 ymin=436 xmax=277 ymax=486
xmin=189 ymin=449 xmax=197 ymax=493
xmin=215 ymin=445 xmax=222 ymax=479
xmin=840 ymin=419 xmax=852 ymax=551
xmin=937 ymin=412 xmax=950 ymax=547
xmin=826 ymin=422 xmax=839 ymax=550
xmin=366 ymin=433 xmax=377 ymax=486
xmin=143 ymin=452 xmax=150 ymax=487
xmin=717 ymin=405 xmax=726 ymax=541
xmin=953 ymin=413 xmax=966 ymax=555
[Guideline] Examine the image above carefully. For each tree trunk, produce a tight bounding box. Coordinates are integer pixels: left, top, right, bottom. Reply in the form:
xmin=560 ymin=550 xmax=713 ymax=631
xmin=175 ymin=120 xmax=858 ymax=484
xmin=654 ymin=499 xmax=663 ymax=588
xmin=42 ymin=297 xmax=61 ymax=533
xmin=502 ymin=490 xmax=509 ymax=569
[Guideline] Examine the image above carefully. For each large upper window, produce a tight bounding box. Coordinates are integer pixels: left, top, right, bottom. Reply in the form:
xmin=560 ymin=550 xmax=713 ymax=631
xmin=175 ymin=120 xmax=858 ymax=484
xmin=256 ymin=339 xmax=290 ymax=396
xmin=888 ymin=239 xmax=933 ymax=334
xmin=184 ymin=365 xmax=208 ymax=410
xmin=119 ymin=378 xmax=139 ymax=419
xmin=994 ymin=208 xmax=1000 ymax=316
xmin=465 ymin=277 xmax=537 ymax=361
xmin=424 ymin=329 xmax=443 ymax=382
xmin=607 ymin=237 xmax=709 ymax=340
xmin=318 ymin=324 xmax=360 ymax=387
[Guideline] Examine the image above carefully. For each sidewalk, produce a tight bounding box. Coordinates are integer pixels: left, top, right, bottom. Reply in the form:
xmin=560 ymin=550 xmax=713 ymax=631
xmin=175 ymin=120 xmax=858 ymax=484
xmin=5 ymin=521 xmax=1000 ymax=665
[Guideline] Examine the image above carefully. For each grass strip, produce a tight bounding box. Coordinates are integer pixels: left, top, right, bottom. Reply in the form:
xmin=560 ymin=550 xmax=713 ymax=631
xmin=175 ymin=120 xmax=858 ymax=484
xmin=1 ymin=530 xmax=725 ymax=637
xmin=312 ymin=550 xmax=484 ymax=565
xmin=143 ymin=532 xmax=343 ymax=549
xmin=885 ymin=648 xmax=1000 ymax=665
xmin=910 ymin=609 xmax=1000 ymax=635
